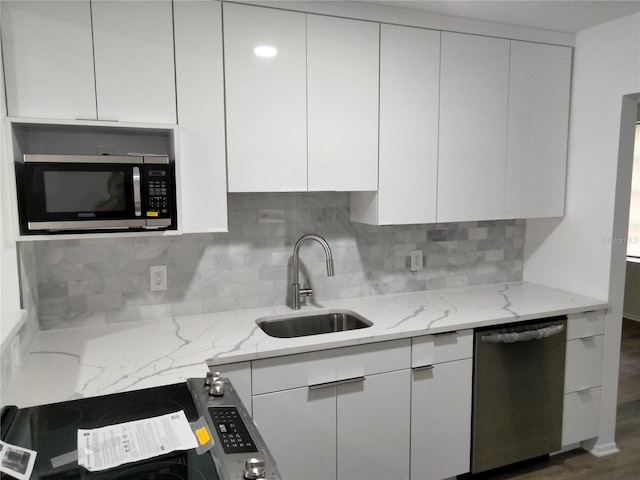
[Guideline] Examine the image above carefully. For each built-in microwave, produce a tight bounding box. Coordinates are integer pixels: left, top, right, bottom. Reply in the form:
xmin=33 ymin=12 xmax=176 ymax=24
xmin=15 ymin=154 xmax=177 ymax=235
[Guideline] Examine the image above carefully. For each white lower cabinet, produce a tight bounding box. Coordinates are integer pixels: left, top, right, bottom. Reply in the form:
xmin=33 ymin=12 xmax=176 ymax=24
xmin=251 ymin=340 xmax=411 ymax=480
xmin=337 ymin=370 xmax=411 ymax=480
xmin=253 ymin=385 xmax=337 ymax=480
xmin=247 ymin=332 xmax=475 ymax=480
xmin=253 ymin=370 xmax=411 ymax=480
xmin=411 ymin=331 xmax=473 ymax=480
xmin=562 ymin=387 xmax=602 ymax=447
xmin=561 ymin=310 xmax=606 ymax=447
xmin=411 ymin=359 xmax=472 ymax=480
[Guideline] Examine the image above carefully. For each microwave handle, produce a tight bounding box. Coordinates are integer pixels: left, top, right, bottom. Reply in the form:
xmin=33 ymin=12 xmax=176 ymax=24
xmin=133 ymin=167 xmax=142 ymax=216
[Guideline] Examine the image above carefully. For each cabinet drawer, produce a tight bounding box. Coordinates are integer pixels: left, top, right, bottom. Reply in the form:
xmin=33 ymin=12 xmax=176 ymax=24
xmin=561 ymin=387 xmax=601 ymax=446
xmin=252 ymin=339 xmax=411 ymax=395
xmin=564 ymin=335 xmax=604 ymax=392
xmin=411 ymin=329 xmax=473 ymax=368
xmin=567 ymin=310 xmax=605 ymax=339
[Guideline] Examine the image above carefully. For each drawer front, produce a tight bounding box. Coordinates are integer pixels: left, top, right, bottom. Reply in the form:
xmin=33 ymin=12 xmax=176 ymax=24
xmin=561 ymin=387 xmax=601 ymax=446
xmin=252 ymin=339 xmax=411 ymax=395
xmin=564 ymin=335 xmax=604 ymax=392
xmin=411 ymin=329 xmax=473 ymax=368
xmin=567 ymin=310 xmax=606 ymax=340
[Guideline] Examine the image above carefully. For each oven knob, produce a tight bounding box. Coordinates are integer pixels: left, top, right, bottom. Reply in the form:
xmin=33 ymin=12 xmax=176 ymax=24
xmin=243 ymin=457 xmax=266 ymax=479
xmin=205 ymin=371 xmax=221 ymax=386
xmin=209 ymin=380 xmax=225 ymax=397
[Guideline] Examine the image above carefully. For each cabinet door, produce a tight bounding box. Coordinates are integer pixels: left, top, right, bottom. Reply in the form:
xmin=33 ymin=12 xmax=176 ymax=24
xmin=562 ymin=387 xmax=601 ymax=446
xmin=1 ymin=0 xmax=96 ymax=120
xmin=505 ymin=41 xmax=572 ymax=218
xmin=253 ymin=386 xmax=337 ymax=480
xmin=174 ymin=0 xmax=227 ymax=233
xmin=438 ymin=32 xmax=510 ymax=222
xmin=91 ymin=1 xmax=176 ymax=123
xmin=411 ymin=359 xmax=473 ymax=480
xmin=224 ymin=3 xmax=307 ymax=192
xmin=307 ymin=15 xmax=379 ymax=192
xmin=338 ymin=370 xmax=411 ymax=480
xmin=352 ymin=24 xmax=439 ymax=225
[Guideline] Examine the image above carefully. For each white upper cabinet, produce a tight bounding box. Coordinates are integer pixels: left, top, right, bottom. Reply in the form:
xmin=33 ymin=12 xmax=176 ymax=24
xmin=1 ymin=0 xmax=176 ymax=124
xmin=351 ymin=24 xmax=440 ymax=225
xmin=1 ymin=1 xmax=96 ymax=120
xmin=307 ymin=15 xmax=379 ymax=192
xmin=224 ymin=3 xmax=307 ymax=192
xmin=505 ymin=41 xmax=572 ymax=219
xmin=437 ymin=32 xmax=510 ymax=223
xmin=174 ymin=0 xmax=227 ymax=233
xmin=224 ymin=6 xmax=379 ymax=193
xmin=91 ymin=1 xmax=176 ymax=124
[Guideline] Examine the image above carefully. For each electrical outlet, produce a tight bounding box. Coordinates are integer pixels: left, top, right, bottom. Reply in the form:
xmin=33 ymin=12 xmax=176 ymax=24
xmin=10 ymin=335 xmax=21 ymax=376
xmin=410 ymin=250 xmax=423 ymax=272
xmin=150 ymin=265 xmax=168 ymax=291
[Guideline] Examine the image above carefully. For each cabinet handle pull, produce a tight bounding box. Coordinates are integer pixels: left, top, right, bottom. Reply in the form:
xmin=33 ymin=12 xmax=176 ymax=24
xmin=577 ymin=388 xmax=593 ymax=395
xmin=308 ymin=376 xmax=366 ymax=390
xmin=580 ymin=336 xmax=596 ymax=342
xmin=412 ymin=364 xmax=434 ymax=372
xmin=432 ymin=331 xmax=457 ymax=336
xmin=75 ymin=117 xmax=119 ymax=122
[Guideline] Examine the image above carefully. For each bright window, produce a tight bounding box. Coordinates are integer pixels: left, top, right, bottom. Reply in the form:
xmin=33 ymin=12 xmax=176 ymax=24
xmin=628 ymin=123 xmax=640 ymax=258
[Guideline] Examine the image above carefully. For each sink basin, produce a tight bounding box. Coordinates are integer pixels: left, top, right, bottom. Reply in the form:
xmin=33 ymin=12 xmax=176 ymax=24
xmin=257 ymin=309 xmax=373 ymax=338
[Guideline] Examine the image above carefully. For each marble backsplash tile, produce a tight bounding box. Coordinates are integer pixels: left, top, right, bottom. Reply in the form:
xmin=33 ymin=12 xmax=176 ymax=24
xmin=32 ymin=193 xmax=525 ymax=330
xmin=1 ymin=242 xmax=40 ymax=395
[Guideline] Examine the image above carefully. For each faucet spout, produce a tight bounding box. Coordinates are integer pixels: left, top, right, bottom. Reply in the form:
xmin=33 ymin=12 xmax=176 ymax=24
xmin=290 ymin=234 xmax=334 ymax=310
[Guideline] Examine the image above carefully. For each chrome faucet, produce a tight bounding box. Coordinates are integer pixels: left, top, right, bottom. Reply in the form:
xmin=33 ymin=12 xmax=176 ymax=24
xmin=290 ymin=234 xmax=334 ymax=310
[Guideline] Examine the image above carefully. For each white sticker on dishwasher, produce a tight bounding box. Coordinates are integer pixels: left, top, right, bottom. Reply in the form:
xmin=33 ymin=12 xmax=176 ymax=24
xmin=77 ymin=410 xmax=197 ymax=472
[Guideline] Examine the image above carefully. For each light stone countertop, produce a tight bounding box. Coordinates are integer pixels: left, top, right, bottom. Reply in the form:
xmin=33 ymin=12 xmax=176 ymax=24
xmin=3 ymin=281 xmax=607 ymax=408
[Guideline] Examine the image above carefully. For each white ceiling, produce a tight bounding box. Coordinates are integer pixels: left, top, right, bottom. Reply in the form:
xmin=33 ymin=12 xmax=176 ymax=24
xmin=361 ymin=0 xmax=640 ymax=33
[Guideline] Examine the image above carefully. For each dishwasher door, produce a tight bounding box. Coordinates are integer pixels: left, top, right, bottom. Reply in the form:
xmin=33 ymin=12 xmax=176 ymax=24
xmin=471 ymin=317 xmax=567 ymax=474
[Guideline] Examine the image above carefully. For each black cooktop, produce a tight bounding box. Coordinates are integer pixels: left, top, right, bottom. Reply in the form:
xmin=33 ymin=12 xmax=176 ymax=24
xmin=0 ymin=383 xmax=219 ymax=480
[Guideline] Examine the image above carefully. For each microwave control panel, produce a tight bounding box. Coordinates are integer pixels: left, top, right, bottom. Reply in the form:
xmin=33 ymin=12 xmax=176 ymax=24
xmin=143 ymin=166 xmax=172 ymax=218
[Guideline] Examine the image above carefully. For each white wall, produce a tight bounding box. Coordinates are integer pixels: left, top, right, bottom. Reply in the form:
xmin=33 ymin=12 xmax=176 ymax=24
xmin=0 ymin=17 xmax=25 ymax=340
xmin=524 ymin=12 xmax=640 ymax=454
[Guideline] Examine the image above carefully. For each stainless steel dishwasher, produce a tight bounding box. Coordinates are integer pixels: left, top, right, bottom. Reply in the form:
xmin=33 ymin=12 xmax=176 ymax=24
xmin=471 ymin=316 xmax=567 ymax=474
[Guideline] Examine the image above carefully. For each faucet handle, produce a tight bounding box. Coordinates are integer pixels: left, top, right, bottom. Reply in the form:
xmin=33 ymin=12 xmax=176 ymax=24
xmin=299 ymin=287 xmax=313 ymax=297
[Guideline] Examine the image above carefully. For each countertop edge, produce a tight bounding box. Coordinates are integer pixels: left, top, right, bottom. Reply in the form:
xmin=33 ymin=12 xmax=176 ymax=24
xmin=206 ymin=296 xmax=609 ymax=366
xmin=3 ymin=281 xmax=609 ymax=408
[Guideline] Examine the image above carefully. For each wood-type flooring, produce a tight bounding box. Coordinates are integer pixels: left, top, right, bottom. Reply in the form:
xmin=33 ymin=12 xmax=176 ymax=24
xmin=462 ymin=318 xmax=640 ymax=480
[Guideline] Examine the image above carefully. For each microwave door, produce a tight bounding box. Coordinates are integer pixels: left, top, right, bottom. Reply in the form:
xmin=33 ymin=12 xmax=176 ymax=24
xmin=20 ymin=163 xmax=146 ymax=231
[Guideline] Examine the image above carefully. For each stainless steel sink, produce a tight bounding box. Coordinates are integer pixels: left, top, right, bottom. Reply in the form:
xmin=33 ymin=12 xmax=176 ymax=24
xmin=256 ymin=309 xmax=372 ymax=338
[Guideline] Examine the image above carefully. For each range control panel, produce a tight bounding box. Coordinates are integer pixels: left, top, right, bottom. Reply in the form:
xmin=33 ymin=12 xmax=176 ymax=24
xmin=209 ymin=406 xmax=259 ymax=454
xmin=188 ymin=377 xmax=283 ymax=480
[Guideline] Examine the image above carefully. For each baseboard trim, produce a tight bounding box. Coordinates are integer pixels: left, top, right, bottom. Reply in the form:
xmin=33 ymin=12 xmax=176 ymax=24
xmin=584 ymin=440 xmax=619 ymax=457
xmin=622 ymin=313 xmax=640 ymax=322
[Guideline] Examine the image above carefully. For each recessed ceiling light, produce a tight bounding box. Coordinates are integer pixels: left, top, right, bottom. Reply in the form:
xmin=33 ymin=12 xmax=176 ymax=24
xmin=254 ymin=45 xmax=278 ymax=58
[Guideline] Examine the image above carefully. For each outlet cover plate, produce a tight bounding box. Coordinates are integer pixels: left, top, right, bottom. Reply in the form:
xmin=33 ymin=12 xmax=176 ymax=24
xmin=410 ymin=250 xmax=423 ymax=271
xmin=150 ymin=265 xmax=167 ymax=291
